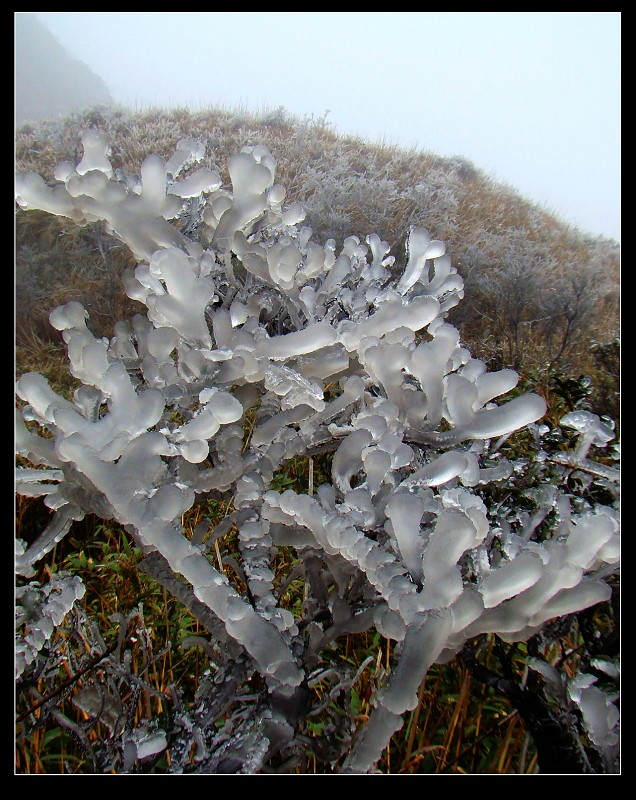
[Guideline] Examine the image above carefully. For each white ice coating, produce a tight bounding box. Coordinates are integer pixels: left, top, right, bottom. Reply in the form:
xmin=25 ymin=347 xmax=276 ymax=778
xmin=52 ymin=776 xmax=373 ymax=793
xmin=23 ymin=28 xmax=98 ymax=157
xmin=398 ymin=451 xmax=470 ymax=489
xmin=395 ymin=227 xmax=448 ymax=296
xmin=165 ymin=138 xmax=206 ymax=178
xmin=145 ymin=248 xmax=218 ymax=346
xmin=212 ymin=149 xmax=275 ymax=251
xmin=16 ymin=572 xmax=85 ymax=678
xmin=168 ymin=168 xmax=222 ymax=198
xmin=16 ymin=134 xmax=619 ymax=772
xmin=131 ymin=728 xmax=169 ymax=761
xmin=417 ymin=503 xmax=488 ymax=610
xmin=255 ymin=322 xmax=337 ymax=359
xmin=76 ymin=129 xmax=114 ymax=177
xmin=337 ymin=294 xmax=440 ymax=352
xmin=480 ymin=553 xmax=545 ymax=608
xmin=560 ymin=410 xmax=616 ymax=464
xmin=385 ymin=493 xmax=426 ymax=583
xmin=568 ymin=674 xmax=620 ymax=751
xmin=343 ymin=610 xmax=453 ymax=773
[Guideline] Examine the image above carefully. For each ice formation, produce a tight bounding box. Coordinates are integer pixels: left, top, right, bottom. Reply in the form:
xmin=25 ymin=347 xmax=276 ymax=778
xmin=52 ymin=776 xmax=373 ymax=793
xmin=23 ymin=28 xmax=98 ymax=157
xmin=15 ymin=571 xmax=85 ymax=679
xmin=15 ymin=132 xmax=619 ymax=773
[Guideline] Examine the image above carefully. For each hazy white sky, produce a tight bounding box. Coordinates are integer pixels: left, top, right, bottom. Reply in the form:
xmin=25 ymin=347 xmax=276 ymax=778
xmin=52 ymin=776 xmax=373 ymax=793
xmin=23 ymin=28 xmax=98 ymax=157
xmin=29 ymin=12 xmax=621 ymax=242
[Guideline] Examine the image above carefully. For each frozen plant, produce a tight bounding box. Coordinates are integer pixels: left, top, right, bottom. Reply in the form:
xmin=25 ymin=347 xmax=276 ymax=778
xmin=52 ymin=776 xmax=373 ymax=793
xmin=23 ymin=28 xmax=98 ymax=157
xmin=15 ymin=569 xmax=85 ymax=679
xmin=15 ymin=132 xmax=619 ymax=773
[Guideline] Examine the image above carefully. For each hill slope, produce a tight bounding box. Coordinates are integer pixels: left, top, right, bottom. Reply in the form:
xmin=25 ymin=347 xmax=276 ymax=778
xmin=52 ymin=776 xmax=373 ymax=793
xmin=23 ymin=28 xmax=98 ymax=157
xmin=15 ymin=105 xmax=619 ymax=415
xmin=15 ymin=14 xmax=113 ymax=127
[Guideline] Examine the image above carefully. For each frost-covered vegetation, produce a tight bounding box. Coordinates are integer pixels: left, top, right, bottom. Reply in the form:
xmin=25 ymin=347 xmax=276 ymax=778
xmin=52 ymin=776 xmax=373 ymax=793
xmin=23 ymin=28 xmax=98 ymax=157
xmin=16 ymin=106 xmax=620 ymax=399
xmin=15 ymin=108 xmax=619 ymax=774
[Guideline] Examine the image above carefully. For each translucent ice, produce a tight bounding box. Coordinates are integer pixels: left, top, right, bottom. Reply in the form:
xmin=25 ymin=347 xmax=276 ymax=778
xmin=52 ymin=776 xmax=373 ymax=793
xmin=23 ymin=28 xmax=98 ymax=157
xmin=465 ymin=394 xmax=547 ymax=440
xmin=385 ymin=492 xmax=426 ymax=583
xmin=399 ymin=451 xmax=470 ymax=490
xmin=168 ymin=168 xmax=222 ymax=198
xmin=256 ymin=322 xmax=338 ymax=360
xmin=396 ymin=227 xmax=431 ymax=294
xmin=213 ymin=151 xmax=274 ymax=251
xmin=165 ymin=138 xmax=206 ymax=178
xmin=76 ymin=130 xmax=113 ymax=177
xmin=568 ymin=674 xmax=620 ymax=750
xmin=146 ymin=248 xmax=217 ymax=346
xmin=480 ymin=553 xmax=544 ymax=608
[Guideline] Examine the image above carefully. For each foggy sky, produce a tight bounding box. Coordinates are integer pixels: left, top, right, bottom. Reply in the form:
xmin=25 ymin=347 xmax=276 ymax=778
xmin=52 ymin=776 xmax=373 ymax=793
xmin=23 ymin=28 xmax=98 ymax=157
xmin=23 ymin=12 xmax=620 ymax=242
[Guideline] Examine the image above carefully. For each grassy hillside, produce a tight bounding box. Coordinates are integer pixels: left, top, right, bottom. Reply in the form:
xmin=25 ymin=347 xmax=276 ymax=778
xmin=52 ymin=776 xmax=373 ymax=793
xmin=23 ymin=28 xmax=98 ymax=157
xmin=15 ymin=104 xmax=619 ymax=416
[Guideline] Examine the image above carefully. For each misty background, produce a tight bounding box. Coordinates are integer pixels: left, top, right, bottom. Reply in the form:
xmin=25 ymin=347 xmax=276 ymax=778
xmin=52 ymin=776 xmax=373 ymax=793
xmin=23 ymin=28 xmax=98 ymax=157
xmin=15 ymin=11 xmax=620 ymax=243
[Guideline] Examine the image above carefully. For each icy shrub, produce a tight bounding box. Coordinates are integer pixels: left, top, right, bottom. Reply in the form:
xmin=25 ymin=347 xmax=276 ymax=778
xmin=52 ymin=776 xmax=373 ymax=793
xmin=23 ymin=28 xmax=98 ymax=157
xmin=15 ymin=132 xmax=619 ymax=773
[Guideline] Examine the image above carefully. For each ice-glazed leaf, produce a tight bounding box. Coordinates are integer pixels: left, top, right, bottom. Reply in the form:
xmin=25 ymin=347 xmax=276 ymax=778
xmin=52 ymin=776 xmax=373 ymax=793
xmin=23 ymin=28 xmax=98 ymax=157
xmin=396 ymin=227 xmax=431 ymax=294
xmin=165 ymin=138 xmax=206 ymax=178
xmin=561 ymin=410 xmax=612 ymax=439
xmin=338 ymin=295 xmax=440 ymax=352
xmin=474 ymin=369 xmax=519 ymax=407
xmin=213 ymin=151 xmax=274 ymax=251
xmin=15 ymin=171 xmax=78 ymax=218
xmin=362 ymin=448 xmax=392 ymax=496
xmin=480 ymin=553 xmax=544 ymax=608
xmin=399 ymin=451 xmax=469 ymax=490
xmin=385 ymin=492 xmax=426 ymax=583
xmin=530 ymin=580 xmax=611 ymax=625
xmin=332 ymin=429 xmax=374 ymax=494
xmin=448 ymin=587 xmax=485 ymax=637
xmin=560 ymin=410 xmax=616 ymax=462
xmin=407 ymin=323 xmax=460 ymax=427
xmin=418 ymin=508 xmax=482 ymax=609
xmin=465 ymin=393 xmax=547 ymax=440
xmin=76 ymin=130 xmax=113 ymax=177
xmin=565 ymin=511 xmax=617 ymax=570
xmin=132 ymin=727 xmax=168 ymax=760
xmin=169 ymin=168 xmax=222 ymax=198
xmin=568 ymin=676 xmax=620 ymax=750
xmin=147 ymin=248 xmax=217 ymax=345
xmin=251 ymin=404 xmax=314 ymax=448
xmin=256 ymin=322 xmax=338 ymax=359
xmin=264 ymin=366 xmax=325 ymax=411
xmin=16 ymin=372 xmax=76 ymax=424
